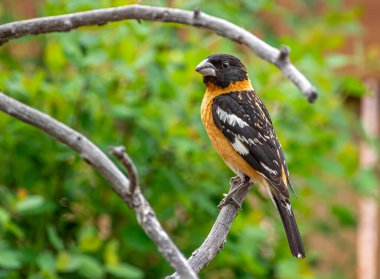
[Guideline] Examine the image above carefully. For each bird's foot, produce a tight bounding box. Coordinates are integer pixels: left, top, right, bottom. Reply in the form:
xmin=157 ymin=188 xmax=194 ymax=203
xmin=230 ymin=176 xmax=242 ymax=188
xmin=217 ymin=192 xmax=241 ymax=210
xmin=218 ymin=175 xmax=251 ymax=210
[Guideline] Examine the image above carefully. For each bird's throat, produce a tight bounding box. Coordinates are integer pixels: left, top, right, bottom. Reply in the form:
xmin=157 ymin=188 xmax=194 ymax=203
xmin=204 ymin=79 xmax=253 ymax=97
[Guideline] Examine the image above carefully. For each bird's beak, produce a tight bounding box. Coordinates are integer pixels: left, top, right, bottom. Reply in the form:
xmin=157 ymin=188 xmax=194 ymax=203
xmin=195 ymin=59 xmax=216 ymax=77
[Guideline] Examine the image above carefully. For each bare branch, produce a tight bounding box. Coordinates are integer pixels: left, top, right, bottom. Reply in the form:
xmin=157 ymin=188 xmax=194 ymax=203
xmin=109 ymin=146 xmax=138 ymax=195
xmin=167 ymin=178 xmax=253 ymax=278
xmin=0 ymin=4 xmax=317 ymax=102
xmin=0 ymin=92 xmax=197 ymax=279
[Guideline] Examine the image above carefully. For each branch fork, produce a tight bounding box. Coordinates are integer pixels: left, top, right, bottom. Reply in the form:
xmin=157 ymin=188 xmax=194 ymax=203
xmin=0 ymin=93 xmax=197 ymax=279
xmin=109 ymin=146 xmax=138 ymax=195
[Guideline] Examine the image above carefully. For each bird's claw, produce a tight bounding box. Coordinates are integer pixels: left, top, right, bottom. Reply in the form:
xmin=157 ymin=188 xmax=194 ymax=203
xmin=219 ymin=175 xmax=252 ymax=210
xmin=230 ymin=176 xmax=241 ymax=188
xmin=217 ymin=193 xmax=241 ymax=210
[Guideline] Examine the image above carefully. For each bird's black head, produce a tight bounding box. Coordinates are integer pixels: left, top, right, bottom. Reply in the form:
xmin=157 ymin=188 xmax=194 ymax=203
xmin=195 ymin=54 xmax=248 ymax=88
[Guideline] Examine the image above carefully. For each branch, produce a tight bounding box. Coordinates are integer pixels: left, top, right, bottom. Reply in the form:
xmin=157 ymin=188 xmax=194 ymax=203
xmin=109 ymin=146 xmax=138 ymax=195
xmin=0 ymin=92 xmax=197 ymax=279
xmin=0 ymin=4 xmax=317 ymax=102
xmin=167 ymin=178 xmax=253 ymax=278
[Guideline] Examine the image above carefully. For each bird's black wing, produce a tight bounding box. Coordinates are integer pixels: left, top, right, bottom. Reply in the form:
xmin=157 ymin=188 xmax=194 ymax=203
xmin=212 ymin=90 xmax=305 ymax=258
xmin=212 ymin=90 xmax=290 ymax=198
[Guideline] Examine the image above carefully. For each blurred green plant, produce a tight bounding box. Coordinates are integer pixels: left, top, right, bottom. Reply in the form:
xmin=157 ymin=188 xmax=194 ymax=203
xmin=0 ymin=0 xmax=370 ymax=278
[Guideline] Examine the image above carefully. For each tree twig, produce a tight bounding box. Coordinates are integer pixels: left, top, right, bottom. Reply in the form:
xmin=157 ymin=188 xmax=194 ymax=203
xmin=0 ymin=92 xmax=198 ymax=279
xmin=0 ymin=4 xmax=317 ymax=102
xmin=109 ymin=146 xmax=138 ymax=195
xmin=167 ymin=177 xmax=253 ymax=278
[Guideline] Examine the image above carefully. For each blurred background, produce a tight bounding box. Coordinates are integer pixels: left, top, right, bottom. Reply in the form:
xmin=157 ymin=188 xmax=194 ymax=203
xmin=0 ymin=0 xmax=379 ymax=278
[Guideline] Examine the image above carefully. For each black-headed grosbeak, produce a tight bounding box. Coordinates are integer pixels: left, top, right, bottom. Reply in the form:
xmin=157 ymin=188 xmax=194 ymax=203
xmin=195 ymin=54 xmax=305 ymax=258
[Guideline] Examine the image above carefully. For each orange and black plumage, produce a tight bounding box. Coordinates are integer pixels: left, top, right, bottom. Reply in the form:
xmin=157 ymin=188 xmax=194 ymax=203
xmin=195 ymin=54 xmax=305 ymax=258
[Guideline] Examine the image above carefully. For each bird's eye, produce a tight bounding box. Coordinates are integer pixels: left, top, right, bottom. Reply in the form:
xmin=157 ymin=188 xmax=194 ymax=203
xmin=222 ymin=61 xmax=229 ymax=69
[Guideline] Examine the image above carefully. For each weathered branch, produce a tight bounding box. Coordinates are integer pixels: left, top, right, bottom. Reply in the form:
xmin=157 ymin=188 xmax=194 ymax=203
xmin=0 ymin=92 xmax=197 ymax=279
xmin=167 ymin=178 xmax=253 ymax=278
xmin=109 ymin=146 xmax=138 ymax=195
xmin=0 ymin=88 xmax=254 ymax=277
xmin=0 ymin=4 xmax=317 ymax=102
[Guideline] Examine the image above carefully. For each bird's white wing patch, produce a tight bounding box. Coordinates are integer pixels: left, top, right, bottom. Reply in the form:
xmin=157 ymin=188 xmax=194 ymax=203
xmin=231 ymin=137 xmax=250 ymax=155
xmin=260 ymin=162 xmax=278 ymax=175
xmin=216 ymin=106 xmax=249 ymax=128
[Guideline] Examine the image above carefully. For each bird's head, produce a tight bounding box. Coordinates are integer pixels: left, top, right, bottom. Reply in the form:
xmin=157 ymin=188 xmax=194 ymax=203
xmin=195 ymin=54 xmax=249 ymax=89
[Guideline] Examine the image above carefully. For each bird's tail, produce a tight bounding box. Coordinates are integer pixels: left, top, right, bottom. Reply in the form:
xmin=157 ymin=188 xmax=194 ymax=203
xmin=270 ymin=191 xmax=305 ymax=258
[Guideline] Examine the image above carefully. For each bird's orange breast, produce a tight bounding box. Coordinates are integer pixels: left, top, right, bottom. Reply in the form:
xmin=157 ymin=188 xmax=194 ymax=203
xmin=200 ymin=83 xmax=264 ymax=183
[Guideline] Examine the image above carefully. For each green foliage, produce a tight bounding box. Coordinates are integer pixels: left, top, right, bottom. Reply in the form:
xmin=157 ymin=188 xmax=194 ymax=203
xmin=0 ymin=0 xmax=371 ymax=278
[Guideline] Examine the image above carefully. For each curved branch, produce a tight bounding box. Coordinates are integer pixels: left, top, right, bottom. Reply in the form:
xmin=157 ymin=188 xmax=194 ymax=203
xmin=0 ymin=4 xmax=317 ymax=102
xmin=0 ymin=92 xmax=197 ymax=279
xmin=109 ymin=146 xmax=138 ymax=194
xmin=167 ymin=178 xmax=253 ymax=278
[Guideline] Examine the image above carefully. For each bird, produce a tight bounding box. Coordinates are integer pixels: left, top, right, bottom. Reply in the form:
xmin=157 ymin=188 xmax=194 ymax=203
xmin=195 ymin=53 xmax=305 ymax=258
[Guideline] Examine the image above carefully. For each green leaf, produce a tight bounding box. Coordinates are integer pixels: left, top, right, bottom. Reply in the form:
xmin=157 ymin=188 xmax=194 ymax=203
xmin=56 ymin=251 xmax=80 ymax=272
xmin=47 ymin=225 xmax=64 ymax=251
xmin=78 ymin=226 xmax=103 ymax=253
xmin=75 ymin=255 xmax=104 ymax=279
xmin=37 ymin=251 xmax=56 ymax=274
xmin=44 ymin=41 xmax=66 ymax=71
xmin=57 ymin=252 xmax=103 ymax=278
xmin=341 ymin=75 xmax=366 ymax=96
xmin=104 ymin=240 xmax=119 ymax=266
xmin=0 ymin=207 xmax=10 ymax=225
xmin=5 ymin=223 xmax=24 ymax=239
xmin=331 ymin=204 xmax=357 ymax=227
xmin=83 ymin=50 xmax=107 ymax=67
xmin=106 ymin=263 xmax=144 ymax=279
xmin=0 ymin=249 xmax=22 ymax=269
xmin=15 ymin=196 xmax=45 ymax=215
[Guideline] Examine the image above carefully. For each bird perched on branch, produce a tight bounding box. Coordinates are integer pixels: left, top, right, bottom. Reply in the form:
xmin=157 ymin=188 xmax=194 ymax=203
xmin=195 ymin=54 xmax=305 ymax=258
